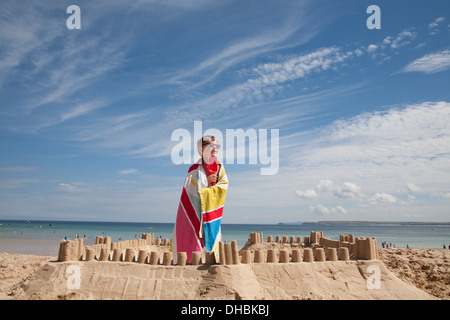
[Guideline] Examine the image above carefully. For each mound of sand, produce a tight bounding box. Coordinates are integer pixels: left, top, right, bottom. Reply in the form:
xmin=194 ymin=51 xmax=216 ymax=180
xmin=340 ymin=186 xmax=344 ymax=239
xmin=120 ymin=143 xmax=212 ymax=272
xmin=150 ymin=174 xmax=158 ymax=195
xmin=1 ymin=251 xmax=437 ymax=300
xmin=0 ymin=253 xmax=56 ymax=300
xmin=379 ymin=248 xmax=450 ymax=300
xmin=3 ymin=242 xmax=449 ymax=300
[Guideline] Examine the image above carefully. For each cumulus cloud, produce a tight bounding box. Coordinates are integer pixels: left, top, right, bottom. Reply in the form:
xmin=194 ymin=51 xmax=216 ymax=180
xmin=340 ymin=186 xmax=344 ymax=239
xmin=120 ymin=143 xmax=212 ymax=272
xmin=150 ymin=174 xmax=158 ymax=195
xmin=401 ymin=50 xmax=450 ymax=74
xmin=310 ymin=204 xmax=347 ymax=216
xmin=309 ymin=101 xmax=450 ymax=160
xmin=367 ymin=44 xmax=378 ymax=53
xmin=406 ymin=183 xmax=422 ymax=194
xmin=316 ymin=179 xmax=333 ymax=192
xmin=297 ymin=180 xmax=364 ymax=201
xmin=332 ymin=205 xmax=347 ymax=215
xmin=333 ymin=182 xmax=363 ymax=200
xmin=310 ymin=204 xmax=330 ymax=216
xmin=295 ymin=189 xmax=318 ymax=199
xmin=284 ymin=100 xmax=450 ymax=219
xmin=296 ymin=179 xmax=340 ymax=200
xmin=369 ymin=193 xmax=398 ymax=204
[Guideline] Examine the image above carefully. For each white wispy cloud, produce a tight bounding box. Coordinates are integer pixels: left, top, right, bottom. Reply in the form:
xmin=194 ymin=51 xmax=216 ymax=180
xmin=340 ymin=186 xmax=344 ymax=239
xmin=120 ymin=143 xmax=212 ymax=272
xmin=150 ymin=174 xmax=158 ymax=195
xmin=0 ymin=179 xmax=39 ymax=189
xmin=92 ymin=45 xmax=364 ymax=160
xmin=58 ymin=183 xmax=78 ymax=192
xmin=1 ymin=177 xmax=182 ymax=222
xmin=118 ymin=169 xmax=138 ymax=175
xmin=429 ymin=17 xmax=445 ymax=28
xmin=169 ymin=46 xmax=357 ymax=121
xmin=401 ymin=50 xmax=450 ymax=74
xmin=388 ymin=29 xmax=416 ymax=49
xmin=60 ymin=101 xmax=109 ymax=123
xmin=166 ymin=21 xmax=436 ymax=131
xmin=25 ymin=35 xmax=127 ymax=113
xmin=428 ymin=17 xmax=445 ymax=34
xmin=170 ymin=23 xmax=309 ymax=89
xmin=0 ymin=2 xmax=64 ymax=89
xmin=0 ymin=2 xmax=123 ymax=102
xmin=166 ymin=0 xmax=329 ymax=90
xmin=0 ymin=166 xmax=39 ymax=172
xmin=57 ymin=182 xmax=87 ymax=193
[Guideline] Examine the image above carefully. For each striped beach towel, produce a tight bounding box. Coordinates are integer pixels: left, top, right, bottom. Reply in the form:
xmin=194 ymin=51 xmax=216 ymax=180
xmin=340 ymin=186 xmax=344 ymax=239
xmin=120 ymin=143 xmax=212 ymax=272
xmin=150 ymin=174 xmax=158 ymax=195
xmin=171 ymin=159 xmax=229 ymax=264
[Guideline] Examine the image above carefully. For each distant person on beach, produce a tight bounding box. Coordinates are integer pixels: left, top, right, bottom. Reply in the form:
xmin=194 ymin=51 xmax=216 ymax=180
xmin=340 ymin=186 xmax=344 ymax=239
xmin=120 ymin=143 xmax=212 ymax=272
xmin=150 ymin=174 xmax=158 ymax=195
xmin=171 ymin=135 xmax=229 ymax=264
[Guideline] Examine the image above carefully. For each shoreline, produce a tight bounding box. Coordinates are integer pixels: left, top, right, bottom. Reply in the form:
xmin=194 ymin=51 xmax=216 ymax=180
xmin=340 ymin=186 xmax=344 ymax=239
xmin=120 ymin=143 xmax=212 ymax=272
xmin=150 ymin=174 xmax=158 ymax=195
xmin=0 ymin=239 xmax=60 ymax=256
xmin=2 ymin=220 xmax=450 ymax=254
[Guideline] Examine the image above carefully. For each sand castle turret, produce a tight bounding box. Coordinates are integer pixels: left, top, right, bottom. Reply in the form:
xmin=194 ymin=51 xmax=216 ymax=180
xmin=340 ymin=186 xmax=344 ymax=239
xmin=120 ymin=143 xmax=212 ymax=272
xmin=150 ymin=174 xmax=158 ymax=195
xmin=58 ymin=238 xmax=83 ymax=262
xmin=292 ymin=249 xmax=302 ymax=262
xmin=354 ymin=237 xmax=379 ymax=260
xmin=314 ymin=248 xmax=325 ymax=261
xmin=248 ymin=232 xmax=263 ymax=244
xmin=191 ymin=251 xmax=202 ymax=265
xmin=254 ymin=250 xmax=264 ymax=263
xmin=310 ymin=231 xmax=323 ymax=244
xmin=327 ymin=248 xmax=337 ymax=261
xmin=241 ymin=250 xmax=252 ymax=264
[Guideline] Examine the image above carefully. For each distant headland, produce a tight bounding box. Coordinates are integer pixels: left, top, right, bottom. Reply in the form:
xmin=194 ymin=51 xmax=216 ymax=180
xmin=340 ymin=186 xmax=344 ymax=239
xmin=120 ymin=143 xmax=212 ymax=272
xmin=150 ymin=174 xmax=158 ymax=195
xmin=279 ymin=221 xmax=450 ymax=226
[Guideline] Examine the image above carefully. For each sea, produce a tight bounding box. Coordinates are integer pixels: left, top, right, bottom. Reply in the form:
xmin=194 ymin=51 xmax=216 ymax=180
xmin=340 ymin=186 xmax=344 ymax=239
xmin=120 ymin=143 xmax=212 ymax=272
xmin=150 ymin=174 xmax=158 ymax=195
xmin=1 ymin=219 xmax=449 ymax=256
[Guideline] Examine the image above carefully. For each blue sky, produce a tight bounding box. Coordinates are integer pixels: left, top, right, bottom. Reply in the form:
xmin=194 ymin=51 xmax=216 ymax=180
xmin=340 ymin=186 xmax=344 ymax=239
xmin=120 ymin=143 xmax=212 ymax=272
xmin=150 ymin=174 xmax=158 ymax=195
xmin=1 ymin=0 xmax=449 ymax=223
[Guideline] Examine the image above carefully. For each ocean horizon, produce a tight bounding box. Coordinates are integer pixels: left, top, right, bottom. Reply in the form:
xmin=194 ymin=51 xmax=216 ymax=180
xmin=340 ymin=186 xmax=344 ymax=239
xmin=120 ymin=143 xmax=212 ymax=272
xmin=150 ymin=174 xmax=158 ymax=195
xmin=1 ymin=219 xmax=449 ymax=256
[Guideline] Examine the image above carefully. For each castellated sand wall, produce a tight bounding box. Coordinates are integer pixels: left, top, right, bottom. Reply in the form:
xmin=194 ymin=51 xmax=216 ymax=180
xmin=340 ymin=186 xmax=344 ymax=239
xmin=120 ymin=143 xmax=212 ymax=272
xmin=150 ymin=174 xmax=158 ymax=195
xmin=57 ymin=230 xmax=379 ymax=265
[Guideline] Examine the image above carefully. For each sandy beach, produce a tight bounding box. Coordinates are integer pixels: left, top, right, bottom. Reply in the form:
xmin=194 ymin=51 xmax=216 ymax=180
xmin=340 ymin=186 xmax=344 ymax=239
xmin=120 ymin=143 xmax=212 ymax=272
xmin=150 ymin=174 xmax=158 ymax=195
xmin=0 ymin=245 xmax=448 ymax=300
xmin=378 ymin=248 xmax=450 ymax=300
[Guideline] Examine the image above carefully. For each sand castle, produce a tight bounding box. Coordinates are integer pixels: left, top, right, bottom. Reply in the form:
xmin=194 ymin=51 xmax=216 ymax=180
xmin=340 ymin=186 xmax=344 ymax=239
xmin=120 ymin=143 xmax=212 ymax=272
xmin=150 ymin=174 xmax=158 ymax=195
xmin=57 ymin=230 xmax=379 ymax=265
xmin=16 ymin=230 xmax=436 ymax=300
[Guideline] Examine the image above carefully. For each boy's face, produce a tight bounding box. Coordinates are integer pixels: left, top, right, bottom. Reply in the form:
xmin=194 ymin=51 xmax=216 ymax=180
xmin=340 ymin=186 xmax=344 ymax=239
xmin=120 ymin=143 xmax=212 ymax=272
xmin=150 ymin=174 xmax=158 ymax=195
xmin=202 ymin=141 xmax=220 ymax=162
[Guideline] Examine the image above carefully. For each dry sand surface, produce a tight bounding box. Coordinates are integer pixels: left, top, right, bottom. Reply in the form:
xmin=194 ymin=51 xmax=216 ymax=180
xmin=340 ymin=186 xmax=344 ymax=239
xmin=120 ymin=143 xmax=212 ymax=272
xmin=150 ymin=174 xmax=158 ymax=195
xmin=379 ymin=248 xmax=450 ymax=300
xmin=0 ymin=253 xmax=57 ymax=300
xmin=1 ymin=246 xmax=448 ymax=300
